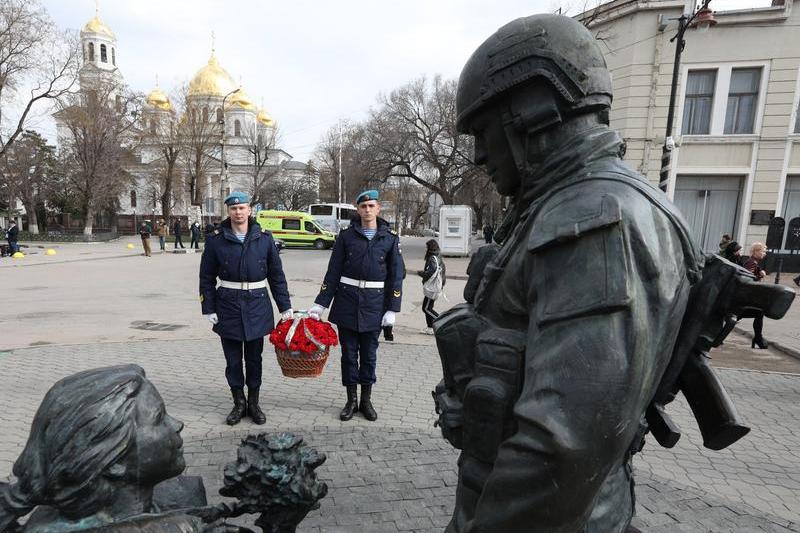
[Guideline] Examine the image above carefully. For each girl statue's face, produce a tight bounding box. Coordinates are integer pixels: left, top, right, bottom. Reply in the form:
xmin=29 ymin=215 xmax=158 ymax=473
xmin=126 ymin=381 xmax=186 ymax=485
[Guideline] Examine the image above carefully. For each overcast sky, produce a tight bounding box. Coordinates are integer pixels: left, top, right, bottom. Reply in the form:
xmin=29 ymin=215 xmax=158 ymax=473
xmin=38 ymin=0 xmax=769 ymax=163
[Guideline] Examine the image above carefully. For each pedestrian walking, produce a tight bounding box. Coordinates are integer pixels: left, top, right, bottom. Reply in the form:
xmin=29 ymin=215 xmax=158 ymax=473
xmin=173 ymin=218 xmax=185 ymax=249
xmin=718 ymin=233 xmax=732 ymax=255
xmin=6 ymin=220 xmax=18 ymax=254
xmin=190 ymin=221 xmax=201 ymax=249
xmin=483 ymin=223 xmax=494 ymax=243
xmin=139 ymin=222 xmax=152 ymax=257
xmin=742 ymin=242 xmax=769 ymax=349
xmin=308 ymin=189 xmax=405 ymax=422
xmin=199 ymin=191 xmax=293 ymax=426
xmin=418 ymin=239 xmax=446 ymax=334
xmin=157 ymin=219 xmax=168 ymax=251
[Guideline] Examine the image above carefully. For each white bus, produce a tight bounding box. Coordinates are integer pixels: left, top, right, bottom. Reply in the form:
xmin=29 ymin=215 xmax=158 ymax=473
xmin=308 ymin=203 xmax=358 ymax=233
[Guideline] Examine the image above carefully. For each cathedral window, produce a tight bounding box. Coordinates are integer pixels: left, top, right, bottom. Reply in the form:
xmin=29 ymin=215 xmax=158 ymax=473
xmin=150 ymin=119 xmax=157 ymax=135
xmin=130 ymin=190 xmax=137 ymax=208
xmin=191 ymin=109 xmax=197 ymax=123
xmin=202 ymin=107 xmax=209 ymax=122
xmin=234 ymin=120 xmax=241 ymax=137
xmin=216 ymin=108 xmax=223 ymax=124
xmin=100 ymin=44 xmax=107 ymax=63
xmin=112 ymin=47 xmax=116 ymax=66
xmin=88 ymin=42 xmax=95 ymax=62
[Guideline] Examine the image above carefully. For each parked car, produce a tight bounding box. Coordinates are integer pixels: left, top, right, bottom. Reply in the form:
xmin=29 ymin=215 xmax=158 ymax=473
xmin=421 ymin=228 xmax=440 ymax=237
xmin=256 ymin=210 xmax=336 ymax=249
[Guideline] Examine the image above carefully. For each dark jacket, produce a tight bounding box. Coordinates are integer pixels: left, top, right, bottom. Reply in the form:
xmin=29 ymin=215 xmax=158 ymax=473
xmin=199 ymin=218 xmax=291 ymax=341
xmin=190 ymin=223 xmax=200 ymax=239
xmin=139 ymin=225 xmax=151 ymax=238
xmin=173 ymin=220 xmax=182 ymax=235
xmin=742 ymin=257 xmax=765 ymax=281
xmin=6 ymin=224 xmax=18 ymax=242
xmin=418 ymin=252 xmax=446 ymax=286
xmin=314 ymin=217 xmax=404 ymax=332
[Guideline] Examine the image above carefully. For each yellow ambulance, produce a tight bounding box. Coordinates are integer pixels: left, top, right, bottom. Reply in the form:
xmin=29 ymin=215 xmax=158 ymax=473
xmin=255 ymin=210 xmax=336 ymax=249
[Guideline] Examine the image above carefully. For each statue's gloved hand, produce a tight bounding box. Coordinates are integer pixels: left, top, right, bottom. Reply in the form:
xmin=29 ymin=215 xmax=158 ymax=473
xmin=308 ymin=304 xmax=326 ymax=320
xmin=280 ymin=308 xmax=294 ymax=321
xmin=204 ymin=313 xmax=218 ymax=325
xmin=381 ymin=311 xmax=396 ymax=327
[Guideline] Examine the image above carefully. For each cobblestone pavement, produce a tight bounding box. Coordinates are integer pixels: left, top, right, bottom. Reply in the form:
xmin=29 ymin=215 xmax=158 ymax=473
xmin=2 ymin=339 xmax=800 ymax=530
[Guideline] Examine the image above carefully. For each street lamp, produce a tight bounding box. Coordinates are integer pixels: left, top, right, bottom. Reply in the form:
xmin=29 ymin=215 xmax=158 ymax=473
xmin=219 ymin=88 xmax=241 ymax=216
xmin=659 ymin=0 xmax=717 ymax=193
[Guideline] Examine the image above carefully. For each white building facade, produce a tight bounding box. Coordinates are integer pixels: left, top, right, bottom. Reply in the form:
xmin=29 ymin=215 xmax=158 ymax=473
xmin=578 ymin=0 xmax=800 ymax=256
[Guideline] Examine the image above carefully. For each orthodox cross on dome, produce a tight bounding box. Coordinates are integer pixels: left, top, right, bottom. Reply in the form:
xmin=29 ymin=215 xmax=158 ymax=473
xmin=95 ymin=0 xmax=99 ymax=16
xmin=211 ymin=31 xmax=216 ymax=55
xmin=155 ymin=73 xmax=159 ymax=87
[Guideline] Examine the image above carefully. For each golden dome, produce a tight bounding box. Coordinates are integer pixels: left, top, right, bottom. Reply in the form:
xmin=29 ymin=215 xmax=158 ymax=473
xmin=188 ymin=54 xmax=237 ymax=97
xmin=257 ymin=108 xmax=275 ymax=127
xmin=226 ymin=88 xmax=257 ymax=112
xmin=146 ymin=88 xmax=172 ymax=111
xmin=81 ymin=15 xmax=115 ymax=39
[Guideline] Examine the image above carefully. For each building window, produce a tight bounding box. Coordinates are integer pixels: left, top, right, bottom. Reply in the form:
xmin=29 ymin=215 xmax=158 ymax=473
xmin=100 ymin=44 xmax=107 ymax=63
xmin=112 ymin=47 xmax=116 ymax=66
xmin=88 ymin=42 xmax=95 ymax=62
xmin=724 ymin=68 xmax=761 ymax=134
xmin=216 ymin=108 xmax=223 ymax=123
xmin=202 ymin=106 xmax=209 ymax=122
xmin=682 ymin=70 xmax=716 ymax=135
xmin=234 ymin=119 xmax=241 ymax=136
xmin=130 ymin=190 xmax=137 ymax=208
xmin=150 ymin=119 xmax=157 ymax=135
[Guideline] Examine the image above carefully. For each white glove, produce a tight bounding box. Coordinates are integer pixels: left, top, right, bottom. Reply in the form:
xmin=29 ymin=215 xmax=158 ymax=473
xmin=204 ymin=313 xmax=218 ymax=325
xmin=281 ymin=308 xmax=294 ymax=321
xmin=381 ymin=311 xmax=396 ymax=327
xmin=308 ymin=304 xmax=326 ymax=320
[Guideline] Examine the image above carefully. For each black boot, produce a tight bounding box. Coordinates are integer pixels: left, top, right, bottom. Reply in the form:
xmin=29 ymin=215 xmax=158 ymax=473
xmin=359 ymin=384 xmax=377 ymax=421
xmin=226 ymin=388 xmax=247 ymax=426
xmin=340 ymin=385 xmax=359 ymax=421
xmin=752 ymin=336 xmax=769 ymax=349
xmin=247 ymin=387 xmax=266 ymax=425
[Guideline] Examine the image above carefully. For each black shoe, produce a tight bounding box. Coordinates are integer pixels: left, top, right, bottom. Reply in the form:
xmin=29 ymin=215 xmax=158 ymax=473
xmin=359 ymin=384 xmax=378 ymax=421
xmin=340 ymin=385 xmax=359 ymax=421
xmin=247 ymin=387 xmax=266 ymax=425
xmin=752 ymin=337 xmax=769 ymax=349
xmin=226 ymin=388 xmax=247 ymax=425
xmin=794 ymin=276 xmax=800 ymax=287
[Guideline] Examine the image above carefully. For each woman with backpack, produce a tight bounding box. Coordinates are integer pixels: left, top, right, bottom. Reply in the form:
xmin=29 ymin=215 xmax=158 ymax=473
xmin=417 ymin=239 xmax=446 ymax=334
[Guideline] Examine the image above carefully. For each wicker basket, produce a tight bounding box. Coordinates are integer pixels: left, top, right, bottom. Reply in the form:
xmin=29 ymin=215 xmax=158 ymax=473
xmin=275 ymin=346 xmax=330 ymax=378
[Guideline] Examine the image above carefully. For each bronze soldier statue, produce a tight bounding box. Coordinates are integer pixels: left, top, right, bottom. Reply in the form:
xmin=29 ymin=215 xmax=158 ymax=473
xmin=433 ymin=14 xmax=707 ymax=532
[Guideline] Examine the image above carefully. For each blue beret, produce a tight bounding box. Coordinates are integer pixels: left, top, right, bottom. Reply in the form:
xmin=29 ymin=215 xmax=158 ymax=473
xmin=224 ymin=191 xmax=250 ymax=206
xmin=356 ymin=189 xmax=379 ymax=204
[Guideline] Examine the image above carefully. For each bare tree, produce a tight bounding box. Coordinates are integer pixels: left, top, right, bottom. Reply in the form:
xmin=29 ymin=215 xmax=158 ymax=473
xmin=0 ymin=0 xmax=79 ymax=156
xmin=141 ymin=94 xmax=182 ymax=220
xmin=0 ymin=128 xmax=55 ymax=232
xmin=313 ymin=121 xmax=380 ymax=204
xmin=243 ymin=122 xmax=280 ymax=205
xmin=363 ymin=75 xmax=483 ymax=205
xmin=57 ymin=79 xmax=142 ymax=234
xmin=262 ymin=163 xmax=318 ymax=211
xmin=176 ymin=86 xmax=219 ymax=207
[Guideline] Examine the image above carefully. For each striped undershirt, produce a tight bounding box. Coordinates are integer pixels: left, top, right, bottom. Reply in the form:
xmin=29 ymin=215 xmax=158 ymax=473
xmin=234 ymin=232 xmax=246 ymax=243
xmin=363 ymin=228 xmax=377 ymax=240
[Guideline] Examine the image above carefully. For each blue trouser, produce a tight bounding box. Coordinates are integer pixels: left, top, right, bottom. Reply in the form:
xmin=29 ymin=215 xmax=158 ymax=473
xmin=220 ymin=337 xmax=264 ymax=389
xmin=338 ymin=327 xmax=380 ymax=386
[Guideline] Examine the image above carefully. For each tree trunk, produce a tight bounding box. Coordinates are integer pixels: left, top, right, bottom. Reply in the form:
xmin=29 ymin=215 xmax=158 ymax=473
xmin=162 ymin=162 xmax=174 ymax=220
xmin=83 ymin=206 xmax=95 ymax=235
xmin=25 ymin=205 xmax=40 ymax=234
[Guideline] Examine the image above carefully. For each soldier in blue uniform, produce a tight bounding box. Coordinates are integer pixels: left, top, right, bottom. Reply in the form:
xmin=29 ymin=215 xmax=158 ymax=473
xmin=199 ymin=191 xmax=293 ymax=426
xmin=309 ymin=189 xmax=404 ymax=421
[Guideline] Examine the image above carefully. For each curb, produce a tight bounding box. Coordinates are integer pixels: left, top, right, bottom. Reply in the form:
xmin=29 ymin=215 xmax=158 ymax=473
xmin=733 ymin=325 xmax=800 ymax=361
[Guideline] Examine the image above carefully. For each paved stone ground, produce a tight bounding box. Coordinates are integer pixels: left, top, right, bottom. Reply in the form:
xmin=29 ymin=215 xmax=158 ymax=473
xmin=2 ymin=339 xmax=800 ymax=531
xmin=736 ymin=276 xmax=800 ymax=359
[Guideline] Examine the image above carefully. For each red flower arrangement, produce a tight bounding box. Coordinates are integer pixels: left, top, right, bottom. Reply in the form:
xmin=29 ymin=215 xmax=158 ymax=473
xmin=269 ymin=316 xmax=338 ymax=355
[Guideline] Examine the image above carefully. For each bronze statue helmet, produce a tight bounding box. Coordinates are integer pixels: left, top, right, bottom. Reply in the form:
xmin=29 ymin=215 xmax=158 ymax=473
xmin=455 ymin=13 xmax=613 ymax=136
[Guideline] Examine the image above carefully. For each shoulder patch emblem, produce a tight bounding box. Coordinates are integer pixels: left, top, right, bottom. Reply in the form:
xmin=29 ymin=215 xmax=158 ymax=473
xmin=199 ymin=294 xmax=204 ymax=303
xmin=321 ymin=282 xmax=327 ymax=292
xmin=393 ymin=290 xmax=401 ymax=298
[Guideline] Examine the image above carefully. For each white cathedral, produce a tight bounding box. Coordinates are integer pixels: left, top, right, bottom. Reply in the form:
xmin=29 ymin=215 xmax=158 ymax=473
xmin=55 ymin=11 xmax=315 ymax=230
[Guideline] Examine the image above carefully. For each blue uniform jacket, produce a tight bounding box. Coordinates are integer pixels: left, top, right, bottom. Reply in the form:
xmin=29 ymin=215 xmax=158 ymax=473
xmin=199 ymin=218 xmax=291 ymax=341
xmin=315 ymin=218 xmax=404 ymax=332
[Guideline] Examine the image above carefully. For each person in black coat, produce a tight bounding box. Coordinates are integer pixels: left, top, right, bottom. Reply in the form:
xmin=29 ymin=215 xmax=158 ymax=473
xmin=6 ymin=220 xmax=18 ymax=254
xmin=199 ymin=191 xmax=293 ymax=426
xmin=417 ymin=239 xmax=446 ymax=334
xmin=308 ymin=189 xmax=405 ymax=422
xmin=190 ymin=221 xmax=201 ymax=249
xmin=173 ymin=218 xmax=185 ymax=249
